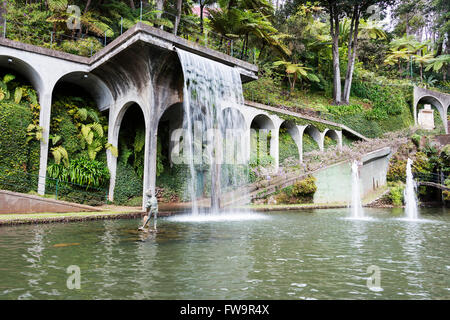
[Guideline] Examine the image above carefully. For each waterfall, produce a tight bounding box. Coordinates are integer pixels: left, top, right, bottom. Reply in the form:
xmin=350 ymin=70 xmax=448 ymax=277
xmin=350 ymin=160 xmax=364 ymax=219
xmin=404 ymin=158 xmax=419 ymax=220
xmin=176 ymin=48 xmax=248 ymax=215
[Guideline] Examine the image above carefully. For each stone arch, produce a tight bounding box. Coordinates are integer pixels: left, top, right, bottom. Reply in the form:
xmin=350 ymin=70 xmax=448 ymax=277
xmin=250 ymin=113 xmax=275 ymax=130
xmin=157 ymin=102 xmax=184 ymax=167
xmin=322 ymin=128 xmax=342 ymax=151
xmin=51 ymin=71 xmax=114 ymax=112
xmin=414 ymin=86 xmax=450 ymax=134
xmin=415 ymin=95 xmax=448 ymax=133
xmin=278 ymin=120 xmax=302 ymax=165
xmin=250 ymin=113 xmax=276 ymax=166
xmin=302 ymin=124 xmax=323 ymax=152
xmin=108 ymin=101 xmax=149 ymax=204
xmin=0 ymin=55 xmax=45 ymax=95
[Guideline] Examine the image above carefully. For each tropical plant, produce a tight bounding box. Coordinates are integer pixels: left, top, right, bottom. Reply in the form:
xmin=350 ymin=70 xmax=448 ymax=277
xmin=50 ymin=145 xmax=69 ymax=167
xmin=425 ymin=54 xmax=450 ymax=81
xmin=26 ymin=124 xmax=43 ymax=142
xmin=273 ymin=60 xmax=319 ymax=94
xmin=47 ymin=156 xmax=110 ymax=188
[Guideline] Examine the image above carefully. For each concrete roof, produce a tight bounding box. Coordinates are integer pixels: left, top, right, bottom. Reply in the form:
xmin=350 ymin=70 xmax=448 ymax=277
xmin=0 ymin=22 xmax=258 ymax=82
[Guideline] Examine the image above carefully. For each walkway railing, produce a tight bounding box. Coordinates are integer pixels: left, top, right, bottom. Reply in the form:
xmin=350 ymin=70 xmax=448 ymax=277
xmin=0 ymin=165 xmax=108 ymax=206
xmin=0 ymin=7 xmax=256 ymax=64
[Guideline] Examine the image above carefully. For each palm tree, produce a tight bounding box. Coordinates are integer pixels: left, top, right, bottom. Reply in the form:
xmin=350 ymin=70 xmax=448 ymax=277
xmin=384 ymin=48 xmax=412 ymax=74
xmin=425 ymin=54 xmax=450 ymax=81
xmin=273 ymin=60 xmax=319 ymax=95
xmin=413 ymin=52 xmax=434 ymax=80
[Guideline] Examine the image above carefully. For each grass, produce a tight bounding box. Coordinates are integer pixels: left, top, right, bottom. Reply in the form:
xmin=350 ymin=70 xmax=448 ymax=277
xmin=243 ymin=76 xmax=372 ymax=113
xmin=0 ymin=209 xmax=140 ymax=222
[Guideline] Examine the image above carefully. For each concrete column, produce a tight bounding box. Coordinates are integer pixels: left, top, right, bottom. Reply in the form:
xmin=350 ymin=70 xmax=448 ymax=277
xmin=444 ymin=105 xmax=449 ymax=134
xmin=297 ymin=125 xmax=307 ymax=163
xmin=37 ymin=90 xmax=53 ymax=195
xmin=107 ymin=106 xmax=119 ymax=202
xmin=336 ymin=130 xmax=343 ymax=151
xmin=308 ymin=127 xmax=324 ymax=152
xmin=270 ymin=128 xmax=279 ymax=171
xmin=144 ymin=124 xmax=158 ymax=210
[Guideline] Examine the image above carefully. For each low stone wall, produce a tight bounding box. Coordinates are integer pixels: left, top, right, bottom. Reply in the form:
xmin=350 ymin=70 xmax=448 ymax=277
xmin=0 ymin=190 xmax=99 ymax=214
xmin=312 ymin=147 xmax=392 ymax=204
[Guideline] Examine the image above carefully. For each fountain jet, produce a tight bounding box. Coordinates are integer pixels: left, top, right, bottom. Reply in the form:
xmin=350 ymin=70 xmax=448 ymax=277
xmin=351 ymin=160 xmax=364 ymax=219
xmin=404 ymin=158 xmax=419 ymax=220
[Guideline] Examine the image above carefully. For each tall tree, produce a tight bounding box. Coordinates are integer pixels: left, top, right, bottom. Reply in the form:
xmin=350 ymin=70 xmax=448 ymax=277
xmin=174 ymin=0 xmax=183 ymax=35
xmin=341 ymin=0 xmax=394 ymax=104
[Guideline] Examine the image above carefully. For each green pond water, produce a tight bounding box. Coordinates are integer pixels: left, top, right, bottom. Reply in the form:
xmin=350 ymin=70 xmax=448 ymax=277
xmin=0 ymin=207 xmax=449 ymax=300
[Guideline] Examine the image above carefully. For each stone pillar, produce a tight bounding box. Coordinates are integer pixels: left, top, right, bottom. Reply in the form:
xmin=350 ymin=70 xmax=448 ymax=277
xmin=144 ymin=124 xmax=158 ymax=210
xmin=37 ymin=90 xmax=53 ymax=195
xmin=270 ymin=128 xmax=279 ymax=171
xmin=106 ymin=109 xmax=118 ymax=202
xmin=336 ymin=130 xmax=343 ymax=151
xmin=308 ymin=127 xmax=324 ymax=152
xmin=297 ymin=125 xmax=307 ymax=163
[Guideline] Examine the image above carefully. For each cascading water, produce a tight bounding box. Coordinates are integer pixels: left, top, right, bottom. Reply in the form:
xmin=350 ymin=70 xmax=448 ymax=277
xmin=176 ymin=48 xmax=248 ymax=215
xmin=404 ymin=158 xmax=418 ymax=220
xmin=350 ymin=160 xmax=364 ymax=219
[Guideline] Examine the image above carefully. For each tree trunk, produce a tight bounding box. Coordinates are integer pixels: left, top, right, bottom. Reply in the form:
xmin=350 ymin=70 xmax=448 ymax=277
xmin=130 ymin=0 xmax=135 ymax=10
xmin=342 ymin=7 xmax=360 ymax=104
xmin=329 ymin=4 xmax=341 ymax=105
xmin=156 ymin=0 xmax=165 ymax=19
xmin=173 ymin=0 xmax=182 ymax=35
xmin=200 ymin=3 xmax=204 ymax=33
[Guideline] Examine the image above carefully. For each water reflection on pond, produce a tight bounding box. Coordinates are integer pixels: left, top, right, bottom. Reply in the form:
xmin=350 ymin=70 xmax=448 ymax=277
xmin=0 ymin=207 xmax=449 ymax=299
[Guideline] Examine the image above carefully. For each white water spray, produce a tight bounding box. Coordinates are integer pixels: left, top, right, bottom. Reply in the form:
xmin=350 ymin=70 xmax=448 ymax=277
xmin=351 ymin=160 xmax=364 ymax=219
xmin=404 ymin=158 xmax=418 ymax=220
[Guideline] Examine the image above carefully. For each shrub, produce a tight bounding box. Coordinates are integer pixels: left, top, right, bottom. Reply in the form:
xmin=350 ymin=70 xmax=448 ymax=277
xmin=411 ymin=134 xmax=421 ymax=148
xmin=388 ymin=182 xmax=405 ymax=206
xmin=292 ymin=175 xmax=317 ymax=202
xmin=114 ymin=162 xmax=143 ymax=205
xmin=47 ymin=157 xmax=110 ymax=188
xmin=387 ymin=158 xmax=407 ymax=182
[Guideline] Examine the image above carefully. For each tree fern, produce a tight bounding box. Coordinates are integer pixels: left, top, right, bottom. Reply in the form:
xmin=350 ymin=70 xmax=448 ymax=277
xmin=48 ymin=0 xmax=68 ymax=12
xmin=51 ymin=146 xmax=69 ymax=167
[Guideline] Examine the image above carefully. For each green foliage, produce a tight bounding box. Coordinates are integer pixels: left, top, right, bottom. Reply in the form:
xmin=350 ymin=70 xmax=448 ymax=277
xmin=387 ymin=158 xmax=407 ymax=182
xmin=47 ymin=157 xmax=110 ymax=188
xmin=303 ymin=134 xmax=319 ymax=153
xmin=0 ymin=101 xmax=40 ymax=173
xmin=279 ymin=128 xmax=299 ymax=163
xmin=113 ymin=162 xmax=143 ymax=205
xmin=324 ymin=71 xmax=414 ymax=138
xmin=388 ymin=181 xmax=405 ymax=206
xmin=275 ymin=175 xmax=317 ymax=204
xmin=292 ymin=175 xmax=317 ymax=201
xmin=411 ymin=134 xmax=421 ymax=148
